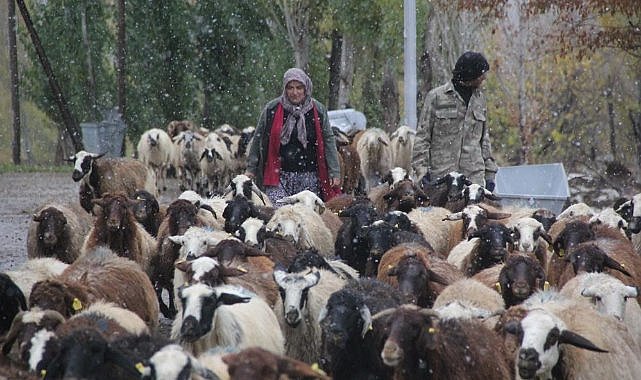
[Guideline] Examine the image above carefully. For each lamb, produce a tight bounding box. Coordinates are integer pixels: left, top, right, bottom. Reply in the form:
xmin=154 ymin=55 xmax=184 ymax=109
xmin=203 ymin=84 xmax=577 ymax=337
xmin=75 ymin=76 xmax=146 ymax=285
xmin=68 ymin=150 xmax=157 ymax=213
xmin=421 ymin=171 xmax=472 ymax=210
xmin=222 ymin=194 xmax=274 ymax=234
xmin=389 ymin=125 xmax=415 ymax=173
xmin=28 ymin=246 xmax=159 ymax=331
xmin=168 ymin=226 xmax=236 ymax=260
xmin=503 ymin=291 xmax=641 ymax=380
xmin=225 ymin=174 xmax=272 ymax=206
xmin=377 ymin=243 xmax=462 ymax=307
xmin=355 ymin=127 xmax=393 ymax=192
xmin=485 ymin=254 xmax=547 ymax=308
xmin=236 ymin=217 xmax=268 ymax=247
xmin=373 ymin=305 xmax=512 ymax=380
xmin=140 ymin=344 xmax=230 ymax=380
xmin=80 ymin=192 xmax=157 ymax=275
xmin=173 ymin=130 xmax=206 ymax=192
xmin=318 ymin=278 xmax=403 ymax=379
xmin=273 ymin=267 xmax=347 ymax=364
xmin=266 ymin=203 xmax=334 ymax=257
xmin=27 ymin=202 xmax=92 ymax=264
xmin=137 ymin=127 xmax=174 ymax=192
xmin=3 ymin=257 xmax=68 ymax=300
xmin=375 ymin=178 xmax=429 ymax=213
xmin=172 ymin=283 xmax=285 ymax=356
xmin=589 ymin=207 xmax=628 ymax=237
xmin=560 ymin=272 xmax=641 ymax=347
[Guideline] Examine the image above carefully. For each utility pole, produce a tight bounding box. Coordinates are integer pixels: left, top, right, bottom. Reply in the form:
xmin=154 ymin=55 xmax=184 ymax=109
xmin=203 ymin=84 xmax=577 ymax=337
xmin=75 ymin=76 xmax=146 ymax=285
xmin=8 ymin=0 xmax=21 ymax=164
xmin=404 ymin=0 xmax=417 ymax=130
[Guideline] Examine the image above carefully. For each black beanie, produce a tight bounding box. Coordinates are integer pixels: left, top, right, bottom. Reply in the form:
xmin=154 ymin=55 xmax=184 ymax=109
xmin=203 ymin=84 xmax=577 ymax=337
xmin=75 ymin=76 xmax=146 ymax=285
xmin=452 ymin=51 xmax=490 ymax=82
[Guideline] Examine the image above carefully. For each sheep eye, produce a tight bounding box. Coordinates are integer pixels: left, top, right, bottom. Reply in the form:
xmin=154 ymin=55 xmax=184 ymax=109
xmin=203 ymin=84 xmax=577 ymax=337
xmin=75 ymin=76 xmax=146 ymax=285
xmin=624 ymin=296 xmax=629 ymax=301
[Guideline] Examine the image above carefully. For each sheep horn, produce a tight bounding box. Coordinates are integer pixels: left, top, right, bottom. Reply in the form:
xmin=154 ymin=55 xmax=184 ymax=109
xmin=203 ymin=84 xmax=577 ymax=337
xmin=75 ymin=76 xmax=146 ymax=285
xmin=371 ymin=307 xmax=397 ymax=320
xmin=604 ymin=256 xmax=632 ymax=277
xmin=559 ymin=329 xmax=608 ymax=353
xmin=418 ymin=308 xmax=440 ymax=319
xmin=251 ymin=183 xmax=267 ymax=205
xmin=1 ymin=311 xmax=25 ymax=355
xmin=360 ymin=305 xmax=373 ymax=338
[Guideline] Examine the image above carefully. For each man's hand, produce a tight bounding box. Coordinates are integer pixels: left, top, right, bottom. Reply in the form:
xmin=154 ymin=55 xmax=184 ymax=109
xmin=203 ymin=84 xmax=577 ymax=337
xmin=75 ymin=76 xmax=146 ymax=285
xmin=244 ymin=172 xmax=255 ymax=179
xmin=485 ymin=179 xmax=495 ymax=192
xmin=330 ymin=177 xmax=341 ymax=187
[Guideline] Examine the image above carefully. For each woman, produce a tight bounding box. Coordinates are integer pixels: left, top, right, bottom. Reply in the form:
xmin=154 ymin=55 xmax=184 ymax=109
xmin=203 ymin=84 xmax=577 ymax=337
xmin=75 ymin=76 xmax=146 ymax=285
xmin=245 ymin=68 xmax=341 ymax=204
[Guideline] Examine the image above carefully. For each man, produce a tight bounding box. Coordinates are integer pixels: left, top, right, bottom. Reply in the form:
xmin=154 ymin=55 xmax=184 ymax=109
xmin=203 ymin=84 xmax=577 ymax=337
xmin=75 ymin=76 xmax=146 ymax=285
xmin=412 ymin=51 xmax=498 ymax=191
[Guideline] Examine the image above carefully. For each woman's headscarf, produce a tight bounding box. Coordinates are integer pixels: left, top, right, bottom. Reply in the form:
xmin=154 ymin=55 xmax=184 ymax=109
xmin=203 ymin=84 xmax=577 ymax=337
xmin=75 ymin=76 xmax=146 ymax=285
xmin=280 ymin=68 xmax=314 ymax=148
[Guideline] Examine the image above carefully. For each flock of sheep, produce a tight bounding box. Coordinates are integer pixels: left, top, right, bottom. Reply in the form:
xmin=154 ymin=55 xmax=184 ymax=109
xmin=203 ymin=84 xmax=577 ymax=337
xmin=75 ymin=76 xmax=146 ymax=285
xmin=1 ymin=119 xmax=641 ymax=380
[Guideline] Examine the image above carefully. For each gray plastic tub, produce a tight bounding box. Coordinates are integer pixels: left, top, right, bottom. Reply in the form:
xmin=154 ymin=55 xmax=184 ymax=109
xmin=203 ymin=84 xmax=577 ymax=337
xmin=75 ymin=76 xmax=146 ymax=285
xmin=80 ymin=109 xmax=125 ymax=157
xmin=328 ymin=109 xmax=367 ymax=136
xmin=495 ymin=163 xmax=570 ymax=214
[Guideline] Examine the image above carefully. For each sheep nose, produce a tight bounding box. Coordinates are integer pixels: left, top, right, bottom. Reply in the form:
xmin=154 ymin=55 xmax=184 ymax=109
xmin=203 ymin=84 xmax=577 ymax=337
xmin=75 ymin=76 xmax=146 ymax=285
xmin=519 ymin=348 xmax=539 ymax=363
xmin=180 ymin=316 xmax=201 ymax=342
xmin=285 ymin=309 xmax=300 ymax=325
xmin=521 ymin=242 xmax=532 ymax=251
xmin=71 ymin=170 xmax=84 ymax=182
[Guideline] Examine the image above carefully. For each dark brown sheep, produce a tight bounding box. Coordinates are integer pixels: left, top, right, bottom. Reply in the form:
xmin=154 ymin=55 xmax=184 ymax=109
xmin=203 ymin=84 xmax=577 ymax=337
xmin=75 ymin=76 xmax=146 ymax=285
xmin=223 ymin=347 xmax=330 ymax=380
xmin=130 ymin=189 xmax=165 ymax=237
xmin=374 ymin=306 xmax=512 ymax=380
xmin=27 ymin=203 xmax=92 ymax=264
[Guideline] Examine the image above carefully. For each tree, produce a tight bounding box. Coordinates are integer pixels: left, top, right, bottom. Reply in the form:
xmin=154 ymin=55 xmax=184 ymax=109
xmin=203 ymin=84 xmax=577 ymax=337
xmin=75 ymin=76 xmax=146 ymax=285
xmin=8 ymin=0 xmax=20 ymax=164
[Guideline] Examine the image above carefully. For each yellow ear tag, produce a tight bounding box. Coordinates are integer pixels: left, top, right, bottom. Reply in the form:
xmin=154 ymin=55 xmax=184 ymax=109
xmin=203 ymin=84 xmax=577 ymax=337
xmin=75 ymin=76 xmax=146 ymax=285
xmin=557 ymin=248 xmax=564 ymax=257
xmin=544 ymin=281 xmax=550 ymax=291
xmin=135 ymin=362 xmax=145 ymax=374
xmin=428 ymin=327 xmax=437 ymax=334
xmin=388 ymin=264 xmax=393 ymax=269
xmin=40 ymin=369 xmax=47 ymax=378
xmin=368 ymin=324 xmax=373 ymax=331
xmin=621 ymin=263 xmax=626 ymax=268
xmin=72 ymin=298 xmax=83 ymax=311
xmin=237 ymin=266 xmax=248 ymax=273
xmin=311 ymin=363 xmax=327 ymax=376
xmin=495 ymin=282 xmax=502 ymax=293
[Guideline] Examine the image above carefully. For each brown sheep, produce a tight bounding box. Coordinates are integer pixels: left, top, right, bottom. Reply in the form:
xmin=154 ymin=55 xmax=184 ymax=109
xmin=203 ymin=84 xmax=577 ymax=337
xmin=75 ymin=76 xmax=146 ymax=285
xmin=80 ymin=193 xmax=157 ymax=274
xmin=373 ymin=306 xmax=512 ymax=380
xmin=27 ymin=203 xmax=92 ymax=264
xmin=223 ymin=347 xmax=330 ymax=380
xmin=377 ymin=243 xmax=462 ymax=307
xmin=28 ymin=247 xmax=159 ymax=331
xmin=68 ymin=151 xmax=156 ymax=214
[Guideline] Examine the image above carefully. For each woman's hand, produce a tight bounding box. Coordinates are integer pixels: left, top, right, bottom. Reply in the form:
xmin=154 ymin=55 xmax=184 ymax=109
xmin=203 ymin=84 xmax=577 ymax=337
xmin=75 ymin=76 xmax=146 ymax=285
xmin=329 ymin=177 xmax=341 ymax=187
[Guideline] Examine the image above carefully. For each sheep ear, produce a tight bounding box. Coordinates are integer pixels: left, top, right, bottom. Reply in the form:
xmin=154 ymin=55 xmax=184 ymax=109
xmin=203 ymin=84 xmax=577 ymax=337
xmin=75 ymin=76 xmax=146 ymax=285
xmin=559 ymin=330 xmax=608 ymax=353
xmin=304 ymin=271 xmax=321 ymax=288
xmin=387 ymin=266 xmax=398 ymax=277
xmin=92 ymin=152 xmax=106 ymax=160
xmin=540 ymin=230 xmax=553 ymax=245
xmin=625 ymin=286 xmax=638 ymax=298
xmin=200 ymin=149 xmax=208 ymax=161
xmin=168 ymin=235 xmax=184 ymax=245
xmin=315 ymin=200 xmax=325 ymax=215
xmin=217 ymin=293 xmax=251 ymax=306
xmin=317 ymin=306 xmax=328 ymax=323
xmin=603 ymin=256 xmax=632 ymax=277
xmin=580 ymin=287 xmax=597 ymax=298
xmin=360 ymin=305 xmax=372 ymax=338
xmin=427 ymin=269 xmax=450 ymax=286
xmin=503 ymin=320 xmax=523 ymax=336
xmin=174 ymin=260 xmax=191 ymax=272
xmin=277 ymin=196 xmax=295 ymax=205
xmin=273 ymin=267 xmax=288 ymax=286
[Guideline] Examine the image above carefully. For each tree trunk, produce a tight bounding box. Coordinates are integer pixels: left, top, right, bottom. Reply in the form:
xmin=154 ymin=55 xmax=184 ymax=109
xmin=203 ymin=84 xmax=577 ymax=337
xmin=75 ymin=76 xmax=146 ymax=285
xmin=381 ymin=62 xmax=399 ymax=134
xmin=606 ymin=81 xmax=617 ymax=158
xmin=338 ymin=35 xmax=354 ymax=109
xmin=277 ymin=0 xmax=310 ymax=71
xmin=80 ymin=5 xmax=98 ymax=120
xmin=15 ymin=0 xmax=83 ymax=152
xmin=116 ymin=0 xmax=126 ymax=156
xmin=327 ymin=30 xmax=342 ymax=110
xmin=8 ymin=0 xmax=20 ymax=164
xmin=417 ymin=49 xmax=432 ymax=121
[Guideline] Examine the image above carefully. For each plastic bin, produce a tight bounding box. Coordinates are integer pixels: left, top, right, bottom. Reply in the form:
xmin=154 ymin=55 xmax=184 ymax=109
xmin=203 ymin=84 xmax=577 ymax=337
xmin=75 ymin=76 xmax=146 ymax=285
xmin=80 ymin=109 xmax=125 ymax=157
xmin=495 ymin=163 xmax=570 ymax=214
xmin=328 ymin=109 xmax=366 ymax=136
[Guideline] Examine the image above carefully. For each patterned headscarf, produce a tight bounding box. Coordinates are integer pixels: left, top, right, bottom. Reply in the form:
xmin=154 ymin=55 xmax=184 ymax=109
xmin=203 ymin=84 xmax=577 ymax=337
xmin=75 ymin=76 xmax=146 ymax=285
xmin=280 ymin=68 xmax=314 ymax=148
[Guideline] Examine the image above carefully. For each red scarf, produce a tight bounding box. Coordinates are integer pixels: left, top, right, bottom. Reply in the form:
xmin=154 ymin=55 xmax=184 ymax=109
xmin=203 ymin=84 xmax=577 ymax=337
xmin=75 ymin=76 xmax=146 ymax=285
xmin=264 ymin=103 xmax=341 ymax=201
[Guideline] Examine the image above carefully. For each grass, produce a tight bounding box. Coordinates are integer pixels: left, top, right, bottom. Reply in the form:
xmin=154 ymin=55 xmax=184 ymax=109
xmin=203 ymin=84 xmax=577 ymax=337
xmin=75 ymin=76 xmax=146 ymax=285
xmin=0 ymin=163 xmax=71 ymax=174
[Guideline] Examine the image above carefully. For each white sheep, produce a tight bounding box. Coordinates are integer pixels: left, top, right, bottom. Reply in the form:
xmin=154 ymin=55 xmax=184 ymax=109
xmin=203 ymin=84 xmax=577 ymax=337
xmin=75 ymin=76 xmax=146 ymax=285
xmin=508 ymin=290 xmax=641 ymax=380
xmin=236 ymin=217 xmax=266 ymax=247
xmin=200 ymin=132 xmax=233 ymax=196
xmin=273 ymin=268 xmax=347 ymax=364
xmin=507 ymin=217 xmax=552 ymax=270
xmin=560 ymin=272 xmax=641 ymax=347
xmin=142 ymin=344 xmax=231 ymax=380
xmin=137 ymin=128 xmax=174 ymax=192
xmin=557 ymin=202 xmax=595 ymax=220
xmin=266 ymin=204 xmax=334 ymax=257
xmin=355 ymin=128 xmax=393 ymax=192
xmin=168 ymin=226 xmax=236 ymax=260
xmin=4 ymin=258 xmax=68 ymax=300
xmin=407 ymin=206 xmax=462 ymax=258
xmin=433 ymin=278 xmax=504 ymax=328
xmin=276 ymin=190 xmax=343 ymax=241
xmin=389 ymin=125 xmax=415 ymax=173
xmin=171 ymin=283 xmax=285 ymax=356
xmin=589 ymin=207 xmax=628 ymax=237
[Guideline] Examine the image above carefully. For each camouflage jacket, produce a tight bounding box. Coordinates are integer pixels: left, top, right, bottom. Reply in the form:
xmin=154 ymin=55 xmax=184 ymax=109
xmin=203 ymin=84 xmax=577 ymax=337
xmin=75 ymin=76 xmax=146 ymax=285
xmin=411 ymin=81 xmax=497 ymax=185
